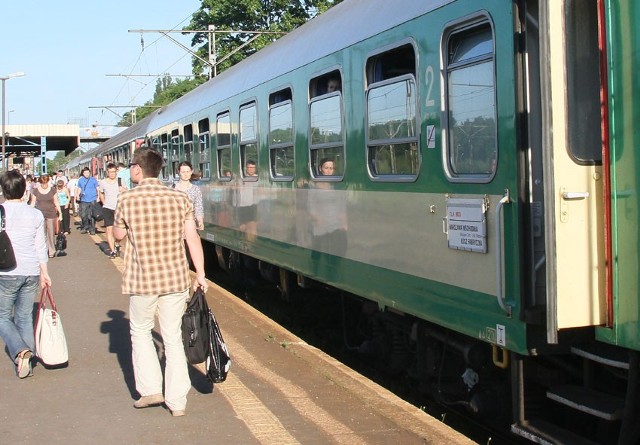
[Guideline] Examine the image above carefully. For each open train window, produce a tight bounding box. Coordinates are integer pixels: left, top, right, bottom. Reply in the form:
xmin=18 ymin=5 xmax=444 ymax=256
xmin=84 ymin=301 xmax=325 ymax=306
xmin=197 ymin=118 xmax=211 ymax=180
xmin=216 ymin=113 xmax=232 ymax=180
xmin=444 ymin=21 xmax=497 ymax=181
xmin=170 ymin=129 xmax=180 ymax=179
xmin=269 ymin=88 xmax=294 ymax=180
xmin=240 ymin=102 xmax=259 ymax=181
xmin=309 ymin=69 xmax=342 ymax=98
xmin=309 ymin=70 xmax=344 ymax=179
xmin=365 ymin=43 xmax=419 ymax=180
xmin=160 ymin=134 xmax=169 ymax=179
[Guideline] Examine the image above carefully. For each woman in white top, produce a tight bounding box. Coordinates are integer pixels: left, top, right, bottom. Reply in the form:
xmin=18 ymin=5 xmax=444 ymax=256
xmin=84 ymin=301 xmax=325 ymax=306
xmin=99 ymin=163 xmax=121 ymax=258
xmin=0 ymin=170 xmax=52 ymax=378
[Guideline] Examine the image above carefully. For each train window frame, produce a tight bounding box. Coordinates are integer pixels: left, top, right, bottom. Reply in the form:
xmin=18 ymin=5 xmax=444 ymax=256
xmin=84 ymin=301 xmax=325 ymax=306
xmin=365 ymin=40 xmax=420 ymax=182
xmin=240 ymin=101 xmax=259 ymax=182
xmin=197 ymin=118 xmax=212 ymax=181
xmin=564 ymin=0 xmax=602 ymax=165
xmin=309 ymin=69 xmax=345 ymax=180
xmin=160 ymin=133 xmax=169 ymax=180
xmin=171 ymin=128 xmax=180 ymax=180
xmin=216 ymin=112 xmax=233 ymax=181
xmin=183 ymin=124 xmax=194 ymax=169
xmin=269 ymin=87 xmax=295 ymax=181
xmin=442 ymin=17 xmax=498 ymax=183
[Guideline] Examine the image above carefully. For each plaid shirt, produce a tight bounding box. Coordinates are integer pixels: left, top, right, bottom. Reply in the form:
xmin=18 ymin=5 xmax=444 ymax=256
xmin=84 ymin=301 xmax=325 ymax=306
xmin=114 ymin=178 xmax=194 ymax=295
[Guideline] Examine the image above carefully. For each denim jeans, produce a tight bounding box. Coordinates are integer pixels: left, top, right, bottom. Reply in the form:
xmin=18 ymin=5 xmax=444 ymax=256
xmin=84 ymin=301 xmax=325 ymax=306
xmin=0 ymin=275 xmax=39 ymax=360
xmin=79 ymin=201 xmax=95 ymax=233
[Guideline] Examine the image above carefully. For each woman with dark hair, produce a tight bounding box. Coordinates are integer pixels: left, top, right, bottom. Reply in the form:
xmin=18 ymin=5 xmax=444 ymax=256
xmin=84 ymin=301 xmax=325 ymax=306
xmin=0 ymin=170 xmax=51 ymax=378
xmin=30 ymin=175 xmax=62 ymax=258
xmin=173 ymin=161 xmax=204 ymax=230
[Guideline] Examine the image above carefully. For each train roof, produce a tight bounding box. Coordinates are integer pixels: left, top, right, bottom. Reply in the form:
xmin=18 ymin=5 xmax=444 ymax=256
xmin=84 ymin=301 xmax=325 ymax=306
xmin=148 ymin=0 xmax=453 ymax=130
xmin=71 ymin=0 xmax=454 ymax=167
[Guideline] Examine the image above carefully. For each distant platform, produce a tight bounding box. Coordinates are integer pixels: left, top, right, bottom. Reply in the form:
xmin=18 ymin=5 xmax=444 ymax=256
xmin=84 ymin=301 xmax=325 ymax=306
xmin=2 ymin=124 xmax=126 ymax=173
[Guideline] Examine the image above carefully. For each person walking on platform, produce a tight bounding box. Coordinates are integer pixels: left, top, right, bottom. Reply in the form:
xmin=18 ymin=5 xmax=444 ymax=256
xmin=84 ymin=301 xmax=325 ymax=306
xmin=113 ymin=148 xmax=207 ymax=417
xmin=0 ymin=170 xmax=52 ymax=378
xmin=30 ymin=175 xmax=62 ymax=258
xmin=67 ymin=174 xmax=78 ymax=215
xmin=116 ymin=162 xmax=131 ymax=191
xmin=99 ymin=163 xmax=120 ymax=258
xmin=76 ymin=167 xmax=99 ymax=235
xmin=56 ymin=179 xmax=71 ymax=234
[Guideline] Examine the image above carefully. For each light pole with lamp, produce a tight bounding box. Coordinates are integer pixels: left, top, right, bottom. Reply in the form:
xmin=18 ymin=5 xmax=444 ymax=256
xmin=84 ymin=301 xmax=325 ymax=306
xmin=1 ymin=71 xmax=25 ymax=172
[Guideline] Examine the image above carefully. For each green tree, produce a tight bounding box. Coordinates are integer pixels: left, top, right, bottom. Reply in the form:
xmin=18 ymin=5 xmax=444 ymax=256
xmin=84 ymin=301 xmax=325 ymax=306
xmin=47 ymin=148 xmax=84 ymax=174
xmin=186 ymin=0 xmax=341 ymax=76
xmin=117 ymin=76 xmax=205 ymax=126
xmin=118 ymin=1 xmax=341 ymax=127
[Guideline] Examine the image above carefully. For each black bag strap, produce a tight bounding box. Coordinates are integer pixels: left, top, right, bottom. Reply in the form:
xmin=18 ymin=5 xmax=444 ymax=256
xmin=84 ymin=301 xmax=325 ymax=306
xmin=0 ymin=204 xmax=5 ymax=232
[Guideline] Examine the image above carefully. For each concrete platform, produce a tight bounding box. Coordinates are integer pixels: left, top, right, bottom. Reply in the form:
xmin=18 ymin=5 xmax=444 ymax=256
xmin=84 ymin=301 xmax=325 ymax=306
xmin=0 ymin=218 xmax=476 ymax=445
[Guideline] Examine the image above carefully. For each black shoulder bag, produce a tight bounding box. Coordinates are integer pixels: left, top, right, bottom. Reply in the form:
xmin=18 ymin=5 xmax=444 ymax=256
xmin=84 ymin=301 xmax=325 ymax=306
xmin=182 ymin=288 xmax=209 ymax=364
xmin=0 ymin=205 xmax=17 ymax=271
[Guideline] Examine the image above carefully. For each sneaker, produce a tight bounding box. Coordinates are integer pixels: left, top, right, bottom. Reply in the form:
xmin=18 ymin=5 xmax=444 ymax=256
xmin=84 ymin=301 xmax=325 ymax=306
xmin=80 ymin=230 xmax=87 ymax=234
xmin=133 ymin=394 xmax=164 ymax=409
xmin=109 ymin=251 xmax=117 ymax=259
xmin=15 ymin=350 xmax=33 ymax=379
xmin=56 ymin=251 xmax=68 ymax=257
xmin=89 ymin=231 xmax=96 ymax=235
xmin=171 ymin=410 xmax=186 ymax=417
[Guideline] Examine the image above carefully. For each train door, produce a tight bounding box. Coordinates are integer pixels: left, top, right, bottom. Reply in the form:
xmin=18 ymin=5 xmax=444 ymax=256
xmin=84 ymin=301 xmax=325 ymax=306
xmin=539 ymin=0 xmax=607 ymax=341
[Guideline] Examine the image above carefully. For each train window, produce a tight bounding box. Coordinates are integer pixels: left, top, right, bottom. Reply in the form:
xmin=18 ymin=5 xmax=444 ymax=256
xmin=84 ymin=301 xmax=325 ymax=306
xmin=565 ymin=0 xmax=602 ymax=164
xmin=269 ymin=88 xmax=294 ymax=180
xmin=309 ymin=69 xmax=342 ymax=98
xmin=366 ymin=44 xmax=418 ymax=179
xmin=240 ymin=103 xmax=259 ymax=181
xmin=171 ymin=129 xmax=180 ymax=180
xmin=309 ymin=94 xmax=344 ymax=178
xmin=184 ymin=124 xmax=194 ymax=167
xmin=367 ymin=44 xmax=415 ymax=84
xmin=216 ymin=113 xmax=232 ymax=180
xmin=444 ymin=22 xmax=497 ymax=179
xmin=197 ymin=118 xmax=211 ymax=180
xmin=160 ymin=134 xmax=169 ymax=179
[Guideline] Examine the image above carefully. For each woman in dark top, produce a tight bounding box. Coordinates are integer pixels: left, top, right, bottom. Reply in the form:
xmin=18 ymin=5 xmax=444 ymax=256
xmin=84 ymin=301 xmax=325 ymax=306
xmin=30 ymin=175 xmax=61 ymax=257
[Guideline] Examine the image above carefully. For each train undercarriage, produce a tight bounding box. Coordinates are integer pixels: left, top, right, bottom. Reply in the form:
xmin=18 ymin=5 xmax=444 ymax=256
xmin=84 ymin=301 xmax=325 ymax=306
xmin=213 ymin=247 xmax=640 ymax=445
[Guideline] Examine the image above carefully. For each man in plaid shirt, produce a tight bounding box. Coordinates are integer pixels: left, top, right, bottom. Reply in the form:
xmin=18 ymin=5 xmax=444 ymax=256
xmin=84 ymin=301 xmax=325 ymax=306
xmin=113 ymin=148 xmax=208 ymax=417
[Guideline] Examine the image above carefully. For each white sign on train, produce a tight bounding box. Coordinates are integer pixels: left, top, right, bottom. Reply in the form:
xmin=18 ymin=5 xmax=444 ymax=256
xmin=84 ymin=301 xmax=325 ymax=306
xmin=446 ymin=198 xmax=487 ymax=253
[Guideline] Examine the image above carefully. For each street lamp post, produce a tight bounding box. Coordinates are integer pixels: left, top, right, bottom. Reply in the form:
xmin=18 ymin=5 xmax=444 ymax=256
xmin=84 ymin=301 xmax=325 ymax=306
xmin=1 ymin=71 xmax=25 ymax=172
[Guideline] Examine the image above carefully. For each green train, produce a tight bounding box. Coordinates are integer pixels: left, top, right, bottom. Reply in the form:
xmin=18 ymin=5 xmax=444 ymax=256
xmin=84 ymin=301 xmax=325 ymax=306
xmin=68 ymin=0 xmax=640 ymax=442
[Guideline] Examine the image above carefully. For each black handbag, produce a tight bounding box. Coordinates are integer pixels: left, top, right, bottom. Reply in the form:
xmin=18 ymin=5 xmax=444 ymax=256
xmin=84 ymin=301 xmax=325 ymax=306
xmin=0 ymin=205 xmax=17 ymax=271
xmin=206 ymin=306 xmax=231 ymax=383
xmin=92 ymin=202 xmax=104 ymax=221
xmin=182 ymin=288 xmax=209 ymax=364
xmin=55 ymin=232 xmax=67 ymax=252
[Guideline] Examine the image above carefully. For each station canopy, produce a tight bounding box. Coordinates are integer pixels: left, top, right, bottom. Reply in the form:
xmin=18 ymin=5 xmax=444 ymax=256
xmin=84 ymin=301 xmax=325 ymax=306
xmin=3 ymin=124 xmax=82 ymax=158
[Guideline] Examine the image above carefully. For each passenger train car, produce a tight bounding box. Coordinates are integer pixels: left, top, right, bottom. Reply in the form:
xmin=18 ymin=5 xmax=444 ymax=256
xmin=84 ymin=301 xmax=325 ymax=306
xmin=68 ymin=1 xmax=640 ymax=443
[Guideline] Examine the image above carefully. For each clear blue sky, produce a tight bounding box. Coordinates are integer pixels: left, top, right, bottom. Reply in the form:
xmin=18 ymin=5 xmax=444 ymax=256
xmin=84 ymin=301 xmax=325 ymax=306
xmin=0 ymin=1 xmax=201 ymax=127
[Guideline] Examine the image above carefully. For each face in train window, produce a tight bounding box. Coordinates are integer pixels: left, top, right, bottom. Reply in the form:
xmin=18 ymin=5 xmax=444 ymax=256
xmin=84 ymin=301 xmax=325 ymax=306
xmin=445 ymin=23 xmax=497 ymax=178
xmin=240 ymin=103 xmax=259 ymax=181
